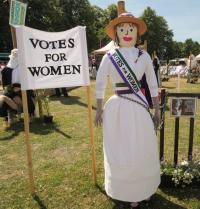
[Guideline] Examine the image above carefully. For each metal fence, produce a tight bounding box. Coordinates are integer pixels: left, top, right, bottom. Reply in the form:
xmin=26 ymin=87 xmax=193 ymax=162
xmin=159 ymin=89 xmax=200 ymax=165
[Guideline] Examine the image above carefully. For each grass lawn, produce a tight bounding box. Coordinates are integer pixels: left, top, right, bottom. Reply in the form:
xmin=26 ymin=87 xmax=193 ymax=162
xmin=0 ymin=78 xmax=200 ymax=209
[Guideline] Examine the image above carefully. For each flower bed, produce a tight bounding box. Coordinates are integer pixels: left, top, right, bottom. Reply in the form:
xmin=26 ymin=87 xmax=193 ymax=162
xmin=160 ymin=160 xmax=200 ymax=188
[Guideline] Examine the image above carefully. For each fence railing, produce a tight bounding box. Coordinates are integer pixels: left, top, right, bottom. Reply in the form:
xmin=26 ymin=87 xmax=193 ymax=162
xmin=159 ymin=89 xmax=200 ymax=165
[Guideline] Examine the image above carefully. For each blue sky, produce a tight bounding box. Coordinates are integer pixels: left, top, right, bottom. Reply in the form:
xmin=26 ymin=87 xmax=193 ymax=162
xmin=89 ymin=0 xmax=200 ymax=43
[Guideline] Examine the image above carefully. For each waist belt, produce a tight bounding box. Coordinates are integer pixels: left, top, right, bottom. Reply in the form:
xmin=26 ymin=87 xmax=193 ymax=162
xmin=115 ymin=82 xmax=129 ymax=87
xmin=115 ymin=83 xmax=144 ymax=95
xmin=115 ymin=89 xmax=132 ymax=94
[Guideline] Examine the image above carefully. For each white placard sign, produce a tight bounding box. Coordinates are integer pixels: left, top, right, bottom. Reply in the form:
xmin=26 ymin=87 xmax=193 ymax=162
xmin=16 ymin=26 xmax=90 ymax=90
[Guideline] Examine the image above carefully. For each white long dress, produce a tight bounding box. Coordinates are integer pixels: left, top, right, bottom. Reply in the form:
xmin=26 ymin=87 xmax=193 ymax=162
xmin=96 ymin=46 xmax=160 ymax=202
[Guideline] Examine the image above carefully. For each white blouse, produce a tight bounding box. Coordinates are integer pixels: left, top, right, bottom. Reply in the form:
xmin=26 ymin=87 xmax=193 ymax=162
xmin=96 ymin=46 xmax=158 ymax=99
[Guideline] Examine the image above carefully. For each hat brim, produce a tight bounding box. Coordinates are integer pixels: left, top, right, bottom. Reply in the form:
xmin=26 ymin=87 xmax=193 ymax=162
xmin=106 ymin=16 xmax=147 ymax=40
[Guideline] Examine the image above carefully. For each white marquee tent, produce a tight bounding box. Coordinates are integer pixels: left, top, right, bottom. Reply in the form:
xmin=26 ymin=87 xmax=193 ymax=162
xmin=93 ymin=41 xmax=118 ymax=54
xmin=195 ymin=54 xmax=200 ymax=60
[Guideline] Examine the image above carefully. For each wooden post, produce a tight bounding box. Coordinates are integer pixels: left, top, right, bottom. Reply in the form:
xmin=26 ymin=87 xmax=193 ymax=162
xmin=9 ymin=0 xmax=36 ymax=194
xmin=144 ymin=40 xmax=147 ymax=51
xmin=117 ymin=0 xmax=126 ymax=15
xmin=187 ymin=52 xmax=192 ymax=83
xmin=159 ymin=89 xmax=166 ymax=161
xmin=174 ymin=118 xmax=180 ymax=166
xmin=10 ymin=26 xmax=17 ymax=48
xmin=188 ymin=118 xmax=194 ymax=161
xmin=21 ymin=91 xmax=36 ymax=194
xmin=86 ymin=86 xmax=97 ymax=184
xmin=177 ymin=72 xmax=180 ymax=93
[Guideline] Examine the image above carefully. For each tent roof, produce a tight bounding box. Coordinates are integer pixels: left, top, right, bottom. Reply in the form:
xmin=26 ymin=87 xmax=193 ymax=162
xmin=195 ymin=54 xmax=200 ymax=60
xmin=94 ymin=41 xmax=118 ymax=54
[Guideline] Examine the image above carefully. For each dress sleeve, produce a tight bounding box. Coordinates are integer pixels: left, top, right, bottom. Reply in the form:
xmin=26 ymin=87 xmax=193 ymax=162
xmin=144 ymin=53 xmax=159 ymax=97
xmin=96 ymin=54 xmax=110 ymax=99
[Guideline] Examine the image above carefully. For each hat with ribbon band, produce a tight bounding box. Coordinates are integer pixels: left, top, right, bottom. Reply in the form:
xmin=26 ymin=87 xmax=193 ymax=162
xmin=105 ymin=12 xmax=147 ymax=40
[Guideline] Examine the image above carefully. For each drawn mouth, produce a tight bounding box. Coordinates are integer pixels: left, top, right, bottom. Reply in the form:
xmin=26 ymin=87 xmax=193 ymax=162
xmin=123 ymin=37 xmax=133 ymax=42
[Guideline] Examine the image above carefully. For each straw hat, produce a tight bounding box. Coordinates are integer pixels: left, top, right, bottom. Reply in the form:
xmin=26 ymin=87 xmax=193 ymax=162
xmin=105 ymin=12 xmax=147 ymax=40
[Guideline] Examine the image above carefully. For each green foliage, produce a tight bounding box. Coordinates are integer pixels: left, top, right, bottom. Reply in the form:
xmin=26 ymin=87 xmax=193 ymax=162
xmin=161 ymin=160 xmax=200 ymax=187
xmin=140 ymin=7 xmax=174 ymax=60
xmin=36 ymin=89 xmax=51 ymax=116
xmin=98 ymin=4 xmax=117 ymax=47
xmin=140 ymin=7 xmax=200 ymax=60
xmin=184 ymin=39 xmax=200 ymax=56
xmin=1 ymin=1 xmax=199 ymax=57
xmin=26 ymin=0 xmax=64 ymax=32
xmin=172 ymin=41 xmax=185 ymax=58
xmin=0 ymin=1 xmax=12 ymax=52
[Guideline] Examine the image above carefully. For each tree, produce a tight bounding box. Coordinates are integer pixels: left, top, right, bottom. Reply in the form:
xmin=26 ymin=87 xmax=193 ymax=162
xmin=140 ymin=7 xmax=174 ymax=60
xmin=57 ymin=0 xmax=100 ymax=51
xmin=26 ymin=0 xmax=63 ymax=31
xmin=184 ymin=39 xmax=200 ymax=57
xmin=172 ymin=41 xmax=185 ymax=58
xmin=99 ymin=4 xmax=118 ymax=47
xmin=0 ymin=1 xmax=12 ymax=52
xmin=91 ymin=4 xmax=117 ymax=49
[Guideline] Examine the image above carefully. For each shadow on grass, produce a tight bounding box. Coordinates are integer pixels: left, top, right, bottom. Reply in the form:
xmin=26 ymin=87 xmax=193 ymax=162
xmin=30 ymin=119 xmax=71 ymax=138
xmin=96 ymin=184 xmax=187 ymax=209
xmin=0 ymin=121 xmax=23 ymax=141
xmin=0 ymin=118 xmax=71 ymax=140
xmin=50 ymin=95 xmax=96 ymax=110
xmin=33 ymin=194 xmax=47 ymax=209
xmin=160 ymin=187 xmax=200 ymax=201
xmin=111 ymin=194 xmax=187 ymax=209
xmin=161 ymin=86 xmax=176 ymax=89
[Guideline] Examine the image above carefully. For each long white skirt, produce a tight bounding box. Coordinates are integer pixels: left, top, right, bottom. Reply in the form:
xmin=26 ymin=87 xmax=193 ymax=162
xmin=103 ymin=94 xmax=160 ymax=202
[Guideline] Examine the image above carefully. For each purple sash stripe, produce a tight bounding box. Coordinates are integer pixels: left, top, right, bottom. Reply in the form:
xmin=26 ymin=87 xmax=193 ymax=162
xmin=107 ymin=52 xmax=149 ymax=107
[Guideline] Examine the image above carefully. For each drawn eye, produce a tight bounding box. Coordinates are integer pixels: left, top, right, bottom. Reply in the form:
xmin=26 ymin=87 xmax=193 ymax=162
xmin=120 ymin=28 xmax=124 ymax=32
xmin=130 ymin=28 xmax=133 ymax=32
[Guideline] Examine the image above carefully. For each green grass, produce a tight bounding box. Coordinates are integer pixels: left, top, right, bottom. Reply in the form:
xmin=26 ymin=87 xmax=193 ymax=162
xmin=0 ymin=78 xmax=200 ymax=209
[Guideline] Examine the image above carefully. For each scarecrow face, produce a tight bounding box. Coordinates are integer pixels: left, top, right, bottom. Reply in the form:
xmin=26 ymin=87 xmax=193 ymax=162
xmin=116 ymin=23 xmax=137 ymax=47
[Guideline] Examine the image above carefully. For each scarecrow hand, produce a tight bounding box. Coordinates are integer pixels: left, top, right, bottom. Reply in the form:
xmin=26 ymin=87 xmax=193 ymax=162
xmin=95 ymin=110 xmax=103 ymax=127
xmin=153 ymin=110 xmax=160 ymax=130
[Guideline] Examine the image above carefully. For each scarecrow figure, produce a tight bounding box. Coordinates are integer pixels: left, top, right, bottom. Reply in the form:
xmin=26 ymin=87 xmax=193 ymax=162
xmin=95 ymin=12 xmax=160 ymax=208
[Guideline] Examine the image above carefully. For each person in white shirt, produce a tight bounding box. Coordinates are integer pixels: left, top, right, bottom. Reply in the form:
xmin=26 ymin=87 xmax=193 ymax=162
xmin=0 ymin=49 xmax=35 ymax=124
xmin=95 ymin=12 xmax=160 ymax=208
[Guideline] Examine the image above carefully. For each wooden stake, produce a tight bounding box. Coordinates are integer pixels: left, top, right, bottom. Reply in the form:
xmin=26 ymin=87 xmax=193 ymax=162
xmin=86 ymin=85 xmax=97 ymax=184
xmin=144 ymin=40 xmax=147 ymax=51
xmin=187 ymin=52 xmax=192 ymax=83
xmin=21 ymin=90 xmax=36 ymax=194
xmin=117 ymin=0 xmax=126 ymax=15
xmin=9 ymin=0 xmax=36 ymax=194
xmin=10 ymin=26 xmax=17 ymax=48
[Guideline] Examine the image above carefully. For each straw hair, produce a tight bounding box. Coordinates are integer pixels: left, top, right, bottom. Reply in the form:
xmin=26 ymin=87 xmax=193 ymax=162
xmin=106 ymin=12 xmax=147 ymax=40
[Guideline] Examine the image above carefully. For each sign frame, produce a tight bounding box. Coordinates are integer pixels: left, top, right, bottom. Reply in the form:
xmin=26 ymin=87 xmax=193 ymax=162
xmin=170 ymin=97 xmax=197 ymax=118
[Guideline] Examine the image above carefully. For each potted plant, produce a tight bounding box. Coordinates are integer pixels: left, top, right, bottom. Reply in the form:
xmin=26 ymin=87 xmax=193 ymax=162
xmin=160 ymin=160 xmax=200 ymax=188
xmin=36 ymin=89 xmax=53 ymax=123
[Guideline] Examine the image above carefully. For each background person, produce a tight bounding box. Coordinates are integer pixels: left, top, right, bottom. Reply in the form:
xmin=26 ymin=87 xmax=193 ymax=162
xmin=90 ymin=58 xmax=98 ymax=79
xmin=54 ymin=88 xmax=69 ymax=97
xmin=0 ymin=49 xmax=35 ymax=124
xmin=153 ymin=57 xmax=161 ymax=86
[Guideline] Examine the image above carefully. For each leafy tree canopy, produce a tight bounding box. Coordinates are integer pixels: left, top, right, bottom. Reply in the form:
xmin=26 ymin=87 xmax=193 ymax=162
xmin=141 ymin=7 xmax=174 ymax=60
xmin=0 ymin=1 xmax=199 ymax=59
